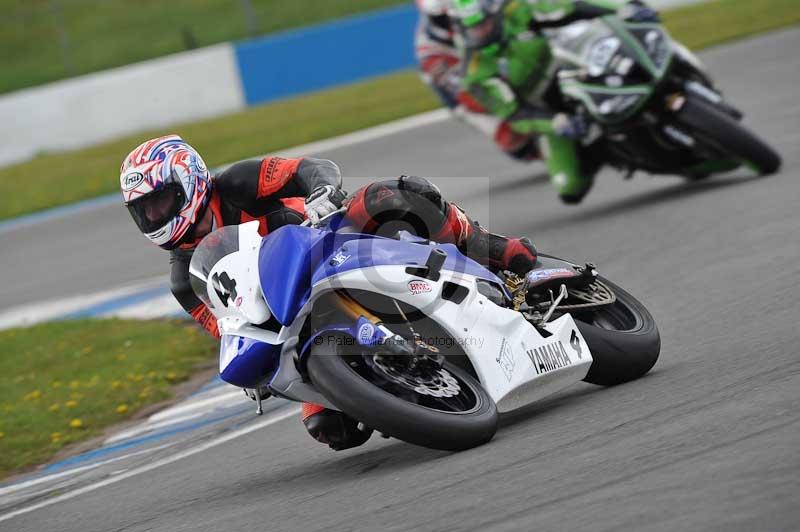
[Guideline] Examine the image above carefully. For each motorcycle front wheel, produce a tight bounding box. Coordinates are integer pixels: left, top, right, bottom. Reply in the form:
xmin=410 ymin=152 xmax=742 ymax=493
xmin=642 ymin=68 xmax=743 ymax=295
xmin=307 ymin=338 xmax=498 ymax=451
xmin=675 ymin=96 xmax=781 ymax=175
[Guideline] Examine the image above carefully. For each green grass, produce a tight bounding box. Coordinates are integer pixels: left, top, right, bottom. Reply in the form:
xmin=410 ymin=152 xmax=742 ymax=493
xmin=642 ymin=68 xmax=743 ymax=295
xmin=0 ymin=0 xmax=408 ymax=95
xmin=661 ymin=0 xmax=800 ymax=49
xmin=0 ymin=319 xmax=216 ymax=478
xmin=1 ymin=0 xmax=799 ymax=221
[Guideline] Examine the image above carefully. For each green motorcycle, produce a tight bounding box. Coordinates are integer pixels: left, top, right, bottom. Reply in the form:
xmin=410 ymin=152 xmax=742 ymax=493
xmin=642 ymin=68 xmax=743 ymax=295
xmin=546 ymin=16 xmax=781 ymax=180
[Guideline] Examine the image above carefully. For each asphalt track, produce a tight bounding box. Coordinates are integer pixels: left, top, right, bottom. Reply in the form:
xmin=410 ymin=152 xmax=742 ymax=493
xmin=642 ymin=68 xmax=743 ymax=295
xmin=2 ymin=28 xmax=799 ymax=531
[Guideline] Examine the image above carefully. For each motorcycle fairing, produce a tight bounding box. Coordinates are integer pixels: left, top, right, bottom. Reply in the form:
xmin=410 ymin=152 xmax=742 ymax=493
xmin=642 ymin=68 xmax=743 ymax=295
xmin=258 ymin=224 xmax=504 ymax=326
xmin=219 ymin=334 xmax=281 ymax=388
xmin=553 ymin=18 xmax=673 ymax=124
xmin=272 ymin=264 xmax=593 ymax=413
xmin=560 ymin=82 xmax=652 ymax=124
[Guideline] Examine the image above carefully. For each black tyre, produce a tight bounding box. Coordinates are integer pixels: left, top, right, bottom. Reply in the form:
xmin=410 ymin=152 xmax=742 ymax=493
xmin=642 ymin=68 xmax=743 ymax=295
xmin=574 ymin=279 xmax=660 ymax=386
xmin=307 ymin=341 xmax=498 ymax=451
xmin=675 ymin=96 xmax=781 ymax=175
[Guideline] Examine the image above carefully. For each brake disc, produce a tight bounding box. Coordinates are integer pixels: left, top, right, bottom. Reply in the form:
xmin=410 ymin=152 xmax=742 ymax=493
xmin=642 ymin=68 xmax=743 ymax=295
xmin=372 ymin=355 xmax=461 ymax=398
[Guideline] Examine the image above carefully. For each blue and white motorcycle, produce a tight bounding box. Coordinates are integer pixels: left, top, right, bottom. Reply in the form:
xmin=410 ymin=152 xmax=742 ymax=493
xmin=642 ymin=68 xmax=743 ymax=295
xmin=189 ymin=214 xmax=659 ymax=451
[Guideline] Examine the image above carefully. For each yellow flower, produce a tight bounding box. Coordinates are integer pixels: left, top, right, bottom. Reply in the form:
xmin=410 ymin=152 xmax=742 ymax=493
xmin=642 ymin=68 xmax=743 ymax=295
xmin=52 ymin=380 xmax=62 ymax=388
xmin=147 ymin=371 xmax=157 ymax=379
xmin=69 ymin=380 xmax=81 ymax=389
xmin=50 ymin=432 xmax=62 ymax=442
xmin=0 ymin=432 xmax=5 ymax=439
xmin=110 ymin=380 xmax=123 ymax=390
xmin=69 ymin=419 xmax=83 ymax=429
xmin=23 ymin=390 xmax=42 ymax=401
xmin=81 ymin=346 xmax=93 ymax=354
xmin=48 ymin=404 xmax=61 ymax=412
xmin=166 ymin=372 xmax=178 ymax=382
xmin=65 ymin=400 xmax=78 ymax=408
xmin=116 ymin=404 xmax=129 ymax=414
xmin=132 ymin=375 xmax=143 ymax=382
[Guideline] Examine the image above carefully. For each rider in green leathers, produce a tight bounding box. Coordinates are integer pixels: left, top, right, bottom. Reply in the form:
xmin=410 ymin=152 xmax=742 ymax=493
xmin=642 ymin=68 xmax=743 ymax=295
xmin=452 ymin=0 xmax=659 ymax=203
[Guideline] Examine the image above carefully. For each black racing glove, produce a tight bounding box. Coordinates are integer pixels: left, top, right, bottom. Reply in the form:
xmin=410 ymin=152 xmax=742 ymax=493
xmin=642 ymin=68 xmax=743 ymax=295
xmin=552 ymin=113 xmax=589 ymax=140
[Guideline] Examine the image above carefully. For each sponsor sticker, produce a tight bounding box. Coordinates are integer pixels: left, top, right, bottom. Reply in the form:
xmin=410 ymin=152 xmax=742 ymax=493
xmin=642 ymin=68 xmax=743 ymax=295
xmin=357 ymin=322 xmax=375 ymax=344
xmin=329 ymin=251 xmax=351 ymax=267
xmin=496 ymin=338 xmax=515 ymax=382
xmin=569 ymin=329 xmax=583 ymax=359
xmin=408 ymin=280 xmax=433 ymax=295
xmin=526 ymin=267 xmax=576 ymax=284
xmin=122 ymin=172 xmax=145 ymax=191
xmin=526 ymin=341 xmax=573 ymax=375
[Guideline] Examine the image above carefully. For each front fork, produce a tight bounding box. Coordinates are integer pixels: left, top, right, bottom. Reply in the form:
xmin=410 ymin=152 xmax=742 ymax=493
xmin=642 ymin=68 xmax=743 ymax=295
xmin=331 ymin=290 xmax=443 ymax=367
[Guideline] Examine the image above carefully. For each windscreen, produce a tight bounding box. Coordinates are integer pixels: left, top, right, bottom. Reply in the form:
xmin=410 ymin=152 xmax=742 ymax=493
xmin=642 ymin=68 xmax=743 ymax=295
xmin=189 ymin=225 xmax=241 ymax=308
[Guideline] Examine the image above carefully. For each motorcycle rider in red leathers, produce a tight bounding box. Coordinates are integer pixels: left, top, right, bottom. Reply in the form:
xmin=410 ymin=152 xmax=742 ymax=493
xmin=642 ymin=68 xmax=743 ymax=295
xmin=120 ymin=135 xmax=536 ymax=450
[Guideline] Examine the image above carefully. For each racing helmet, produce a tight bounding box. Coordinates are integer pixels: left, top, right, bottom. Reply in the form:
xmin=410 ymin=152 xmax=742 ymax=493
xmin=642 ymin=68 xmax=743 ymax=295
xmin=416 ymin=0 xmax=452 ymax=16
xmin=120 ymin=135 xmax=212 ymax=250
xmin=452 ymin=0 xmax=506 ymax=48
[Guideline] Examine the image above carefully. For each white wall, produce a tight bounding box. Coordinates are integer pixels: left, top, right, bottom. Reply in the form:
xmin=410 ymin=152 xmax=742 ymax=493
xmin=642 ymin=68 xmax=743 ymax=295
xmin=0 ymin=44 xmax=245 ymax=167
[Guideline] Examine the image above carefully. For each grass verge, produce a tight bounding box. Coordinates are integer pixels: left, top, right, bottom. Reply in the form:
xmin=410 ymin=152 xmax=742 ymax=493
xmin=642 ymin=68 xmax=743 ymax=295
xmin=1 ymin=0 xmax=798 ymax=221
xmin=0 ymin=319 xmax=216 ymax=479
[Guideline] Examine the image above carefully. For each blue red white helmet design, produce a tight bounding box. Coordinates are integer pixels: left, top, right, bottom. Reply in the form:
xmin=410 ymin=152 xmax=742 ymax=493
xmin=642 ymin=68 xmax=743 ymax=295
xmin=120 ymin=135 xmax=211 ymax=250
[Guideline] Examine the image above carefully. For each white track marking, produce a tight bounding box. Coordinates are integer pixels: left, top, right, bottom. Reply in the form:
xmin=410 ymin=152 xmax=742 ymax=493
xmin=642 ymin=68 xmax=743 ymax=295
xmin=273 ymin=109 xmax=449 ymax=158
xmin=102 ymin=412 xmax=206 ymax=445
xmin=106 ymin=294 xmax=182 ymax=320
xmin=147 ymin=389 xmax=245 ymax=423
xmin=103 ymin=388 xmax=248 ymax=444
xmin=0 ymin=406 xmax=299 ymax=524
xmin=0 ymin=275 xmax=168 ymax=329
xmin=0 ymin=442 xmax=176 ymax=499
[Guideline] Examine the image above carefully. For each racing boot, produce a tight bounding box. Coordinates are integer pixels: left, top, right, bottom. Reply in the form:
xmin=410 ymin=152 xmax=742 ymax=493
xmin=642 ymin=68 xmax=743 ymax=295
xmin=433 ymin=203 xmax=537 ymax=275
xmin=542 ymin=134 xmax=595 ymax=204
xmin=301 ymin=402 xmax=373 ymax=451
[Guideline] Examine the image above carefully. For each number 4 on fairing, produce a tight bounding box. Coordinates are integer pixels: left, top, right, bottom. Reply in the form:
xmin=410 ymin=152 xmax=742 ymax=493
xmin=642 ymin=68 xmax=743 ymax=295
xmin=211 ymin=271 xmax=237 ymax=307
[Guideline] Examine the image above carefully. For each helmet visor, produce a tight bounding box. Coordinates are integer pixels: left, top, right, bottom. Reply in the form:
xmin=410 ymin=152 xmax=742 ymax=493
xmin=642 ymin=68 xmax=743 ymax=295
xmin=126 ymin=184 xmax=186 ymax=234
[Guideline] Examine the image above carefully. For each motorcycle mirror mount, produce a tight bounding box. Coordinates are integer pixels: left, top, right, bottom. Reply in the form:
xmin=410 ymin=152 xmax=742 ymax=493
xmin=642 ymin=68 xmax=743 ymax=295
xmin=405 ymin=248 xmax=447 ymax=281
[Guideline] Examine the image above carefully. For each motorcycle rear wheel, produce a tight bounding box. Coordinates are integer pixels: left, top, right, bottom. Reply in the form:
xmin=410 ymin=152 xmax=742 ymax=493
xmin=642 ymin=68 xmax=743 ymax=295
xmin=307 ymin=339 xmax=498 ymax=451
xmin=573 ymin=278 xmax=661 ymax=386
